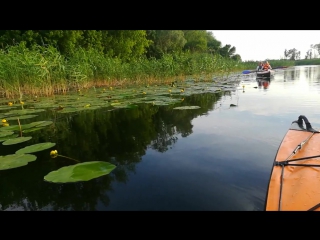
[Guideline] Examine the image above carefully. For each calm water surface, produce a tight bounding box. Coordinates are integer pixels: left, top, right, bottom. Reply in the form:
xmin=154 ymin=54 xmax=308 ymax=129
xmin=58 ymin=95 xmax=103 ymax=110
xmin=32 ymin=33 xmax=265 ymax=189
xmin=1 ymin=65 xmax=320 ymax=211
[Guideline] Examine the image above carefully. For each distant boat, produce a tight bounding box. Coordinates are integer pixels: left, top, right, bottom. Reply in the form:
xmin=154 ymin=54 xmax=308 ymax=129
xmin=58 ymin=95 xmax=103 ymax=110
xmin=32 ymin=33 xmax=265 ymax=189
xmin=256 ymin=69 xmax=275 ymax=78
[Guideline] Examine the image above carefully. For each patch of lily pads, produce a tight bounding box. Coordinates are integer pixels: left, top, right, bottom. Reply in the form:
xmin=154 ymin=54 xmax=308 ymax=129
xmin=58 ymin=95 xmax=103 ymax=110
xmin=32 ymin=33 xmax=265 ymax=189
xmin=0 ymin=75 xmax=241 ymax=182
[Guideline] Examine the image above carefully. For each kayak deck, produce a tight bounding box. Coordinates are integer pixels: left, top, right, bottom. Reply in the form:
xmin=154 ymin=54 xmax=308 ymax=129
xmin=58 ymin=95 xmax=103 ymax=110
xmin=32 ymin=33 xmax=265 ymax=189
xmin=265 ymin=115 xmax=320 ymax=211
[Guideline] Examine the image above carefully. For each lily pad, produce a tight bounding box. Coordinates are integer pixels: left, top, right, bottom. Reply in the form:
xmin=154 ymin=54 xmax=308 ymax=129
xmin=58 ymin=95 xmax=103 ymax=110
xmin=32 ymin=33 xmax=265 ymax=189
xmin=0 ymin=134 xmax=19 ymax=142
xmin=44 ymin=161 xmax=117 ymax=183
xmin=0 ymin=121 xmax=53 ymax=132
xmin=57 ymin=108 xmax=84 ymax=114
xmin=16 ymin=142 xmax=56 ymax=154
xmin=2 ymin=136 xmax=32 ymax=145
xmin=0 ymin=131 xmax=14 ymax=138
xmin=22 ymin=127 xmax=46 ymax=133
xmin=0 ymin=106 xmax=17 ymax=110
xmin=33 ymin=121 xmax=53 ymax=128
xmin=5 ymin=109 xmax=45 ymax=116
xmin=173 ymin=106 xmax=201 ymax=110
xmin=113 ymin=104 xmax=139 ymax=109
xmin=5 ymin=115 xmax=38 ymax=120
xmin=0 ymin=153 xmax=37 ymax=170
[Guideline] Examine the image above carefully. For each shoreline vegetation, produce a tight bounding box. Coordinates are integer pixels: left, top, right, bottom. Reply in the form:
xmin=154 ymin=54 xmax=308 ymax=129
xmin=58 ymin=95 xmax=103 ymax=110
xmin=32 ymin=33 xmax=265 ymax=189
xmin=0 ymin=29 xmax=318 ymax=100
xmin=0 ymin=43 xmax=298 ymax=99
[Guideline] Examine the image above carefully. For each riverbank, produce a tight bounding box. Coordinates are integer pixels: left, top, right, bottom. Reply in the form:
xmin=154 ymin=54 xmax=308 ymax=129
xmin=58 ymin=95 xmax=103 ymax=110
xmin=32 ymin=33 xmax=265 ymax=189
xmin=0 ymin=44 xmax=294 ymax=99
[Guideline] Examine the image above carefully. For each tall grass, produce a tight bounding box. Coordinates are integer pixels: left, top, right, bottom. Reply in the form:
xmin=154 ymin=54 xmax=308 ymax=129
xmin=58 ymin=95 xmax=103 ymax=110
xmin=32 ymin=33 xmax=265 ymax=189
xmin=295 ymin=58 xmax=320 ymax=66
xmin=0 ymin=42 xmax=293 ymax=98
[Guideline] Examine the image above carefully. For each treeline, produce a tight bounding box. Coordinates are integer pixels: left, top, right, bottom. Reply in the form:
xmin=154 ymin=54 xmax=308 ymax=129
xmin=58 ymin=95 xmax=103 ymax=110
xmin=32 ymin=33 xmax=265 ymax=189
xmin=284 ymin=44 xmax=320 ymax=60
xmin=0 ymin=30 xmax=241 ymax=62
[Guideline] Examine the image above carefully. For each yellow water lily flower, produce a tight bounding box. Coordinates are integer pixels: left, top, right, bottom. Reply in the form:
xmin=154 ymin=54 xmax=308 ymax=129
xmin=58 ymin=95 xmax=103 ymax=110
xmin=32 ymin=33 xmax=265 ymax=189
xmin=2 ymin=119 xmax=7 ymax=123
xmin=50 ymin=150 xmax=58 ymax=158
xmin=20 ymin=101 xmax=24 ymax=105
xmin=168 ymin=90 xmax=171 ymax=93
xmin=8 ymin=102 xmax=13 ymax=106
xmin=2 ymin=123 xmax=9 ymax=127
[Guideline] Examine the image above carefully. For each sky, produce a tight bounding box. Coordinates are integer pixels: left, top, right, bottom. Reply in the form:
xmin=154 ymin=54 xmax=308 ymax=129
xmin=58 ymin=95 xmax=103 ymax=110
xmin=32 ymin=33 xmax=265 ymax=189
xmin=209 ymin=30 xmax=320 ymax=62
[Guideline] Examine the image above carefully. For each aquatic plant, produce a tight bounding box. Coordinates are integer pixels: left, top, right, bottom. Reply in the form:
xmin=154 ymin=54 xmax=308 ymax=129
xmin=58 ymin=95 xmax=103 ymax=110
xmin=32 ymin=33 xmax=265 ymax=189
xmin=0 ymin=73 xmax=242 ymax=182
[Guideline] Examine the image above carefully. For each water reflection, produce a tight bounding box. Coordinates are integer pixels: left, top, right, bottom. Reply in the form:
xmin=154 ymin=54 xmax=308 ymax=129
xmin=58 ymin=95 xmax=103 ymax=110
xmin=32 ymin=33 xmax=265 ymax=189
xmin=0 ymin=91 xmax=227 ymax=210
xmin=1 ymin=65 xmax=320 ymax=211
xmin=256 ymin=78 xmax=270 ymax=89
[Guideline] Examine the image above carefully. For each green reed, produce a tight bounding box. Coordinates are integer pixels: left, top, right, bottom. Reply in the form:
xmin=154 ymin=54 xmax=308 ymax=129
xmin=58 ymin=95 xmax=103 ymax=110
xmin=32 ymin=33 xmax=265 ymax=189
xmin=0 ymin=42 xmax=287 ymax=98
xmin=295 ymin=58 xmax=320 ymax=66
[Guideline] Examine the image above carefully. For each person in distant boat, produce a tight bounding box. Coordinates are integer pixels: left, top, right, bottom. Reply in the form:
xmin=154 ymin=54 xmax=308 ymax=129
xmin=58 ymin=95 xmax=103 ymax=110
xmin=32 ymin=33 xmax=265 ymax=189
xmin=256 ymin=62 xmax=263 ymax=71
xmin=266 ymin=61 xmax=272 ymax=69
xmin=263 ymin=61 xmax=272 ymax=71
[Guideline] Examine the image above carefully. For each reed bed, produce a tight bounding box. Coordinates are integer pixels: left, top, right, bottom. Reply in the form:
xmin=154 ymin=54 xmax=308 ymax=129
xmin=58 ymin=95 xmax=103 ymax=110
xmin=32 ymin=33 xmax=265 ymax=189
xmin=0 ymin=42 xmax=294 ymax=98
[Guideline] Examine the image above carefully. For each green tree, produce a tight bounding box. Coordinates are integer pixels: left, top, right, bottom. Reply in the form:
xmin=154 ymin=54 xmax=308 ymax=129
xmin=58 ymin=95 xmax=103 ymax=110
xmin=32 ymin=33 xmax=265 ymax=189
xmin=145 ymin=30 xmax=158 ymax=58
xmin=231 ymin=54 xmax=241 ymax=61
xmin=305 ymin=49 xmax=312 ymax=59
xmin=153 ymin=30 xmax=187 ymax=55
xmin=219 ymin=44 xmax=236 ymax=58
xmin=284 ymin=49 xmax=289 ymax=59
xmin=102 ymin=30 xmax=151 ymax=62
xmin=79 ymin=30 xmax=104 ymax=53
xmin=206 ymin=31 xmax=222 ymax=55
xmin=40 ymin=30 xmax=83 ymax=55
xmin=183 ymin=30 xmax=207 ymax=53
xmin=285 ymin=48 xmax=300 ymax=60
xmin=311 ymin=43 xmax=320 ymax=56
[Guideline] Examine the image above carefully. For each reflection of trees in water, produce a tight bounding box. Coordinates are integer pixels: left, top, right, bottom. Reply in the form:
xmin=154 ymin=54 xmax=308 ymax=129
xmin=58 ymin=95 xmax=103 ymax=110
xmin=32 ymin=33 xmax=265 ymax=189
xmin=150 ymin=92 xmax=223 ymax=151
xmin=294 ymin=69 xmax=300 ymax=79
xmin=284 ymin=66 xmax=320 ymax=83
xmin=284 ymin=69 xmax=300 ymax=81
xmin=305 ymin=66 xmax=320 ymax=81
xmin=0 ymin=91 xmax=223 ymax=210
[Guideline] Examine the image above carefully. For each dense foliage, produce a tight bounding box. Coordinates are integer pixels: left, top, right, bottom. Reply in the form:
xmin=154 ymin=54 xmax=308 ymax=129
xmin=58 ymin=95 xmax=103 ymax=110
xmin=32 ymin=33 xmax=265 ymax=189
xmin=0 ymin=30 xmax=241 ymax=62
xmin=0 ymin=30 xmax=303 ymax=97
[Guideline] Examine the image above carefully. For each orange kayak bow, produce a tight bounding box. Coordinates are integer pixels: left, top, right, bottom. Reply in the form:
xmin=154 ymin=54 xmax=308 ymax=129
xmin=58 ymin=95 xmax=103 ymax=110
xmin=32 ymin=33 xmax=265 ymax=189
xmin=265 ymin=115 xmax=320 ymax=211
